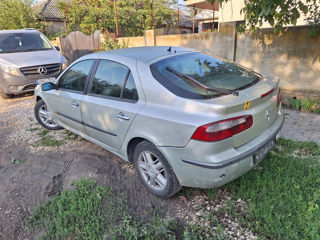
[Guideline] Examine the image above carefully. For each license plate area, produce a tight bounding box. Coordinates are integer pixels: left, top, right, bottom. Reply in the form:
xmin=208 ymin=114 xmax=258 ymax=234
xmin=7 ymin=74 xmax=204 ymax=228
xmin=253 ymin=138 xmax=276 ymax=165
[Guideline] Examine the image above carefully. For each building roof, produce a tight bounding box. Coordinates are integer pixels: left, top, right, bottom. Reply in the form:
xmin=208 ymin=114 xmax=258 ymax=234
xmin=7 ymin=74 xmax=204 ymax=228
xmin=34 ymin=0 xmax=65 ymax=21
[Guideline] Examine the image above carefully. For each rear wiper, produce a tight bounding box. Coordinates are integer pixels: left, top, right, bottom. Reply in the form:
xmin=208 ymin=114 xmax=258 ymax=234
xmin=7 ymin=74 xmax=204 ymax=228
xmin=165 ymin=66 xmax=238 ymax=96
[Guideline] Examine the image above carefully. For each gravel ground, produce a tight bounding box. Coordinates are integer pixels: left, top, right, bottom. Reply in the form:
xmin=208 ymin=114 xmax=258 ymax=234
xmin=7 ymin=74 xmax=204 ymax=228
xmin=0 ymin=95 xmax=258 ymax=240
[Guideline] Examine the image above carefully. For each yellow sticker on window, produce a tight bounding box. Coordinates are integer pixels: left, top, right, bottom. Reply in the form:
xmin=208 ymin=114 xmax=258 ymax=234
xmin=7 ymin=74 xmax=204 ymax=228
xmin=244 ymin=101 xmax=251 ymax=110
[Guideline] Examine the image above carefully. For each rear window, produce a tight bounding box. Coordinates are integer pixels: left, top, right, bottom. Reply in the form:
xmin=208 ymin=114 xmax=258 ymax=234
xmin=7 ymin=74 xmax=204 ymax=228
xmin=150 ymin=52 xmax=261 ymax=99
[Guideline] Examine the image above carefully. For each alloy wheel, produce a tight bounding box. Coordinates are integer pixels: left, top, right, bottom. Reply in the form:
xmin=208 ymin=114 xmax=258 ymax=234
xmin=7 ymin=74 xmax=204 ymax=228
xmin=137 ymin=151 xmax=168 ymax=191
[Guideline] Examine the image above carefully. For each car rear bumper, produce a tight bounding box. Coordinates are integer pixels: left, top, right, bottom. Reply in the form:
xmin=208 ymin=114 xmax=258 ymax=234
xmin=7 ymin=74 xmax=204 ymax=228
xmin=158 ymin=110 xmax=285 ymax=189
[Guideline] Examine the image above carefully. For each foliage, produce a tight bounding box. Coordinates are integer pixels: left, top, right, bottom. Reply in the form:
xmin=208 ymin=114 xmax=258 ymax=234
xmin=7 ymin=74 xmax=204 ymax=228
xmin=28 ymin=178 xmax=205 ymax=240
xmin=224 ymin=139 xmax=320 ymax=240
xmin=207 ymin=0 xmax=320 ymax=36
xmin=56 ymin=0 xmax=177 ymax=36
xmin=0 ymin=0 xmax=44 ymax=31
xmin=289 ymin=96 xmax=320 ymax=113
xmin=100 ymin=37 xmax=128 ymax=51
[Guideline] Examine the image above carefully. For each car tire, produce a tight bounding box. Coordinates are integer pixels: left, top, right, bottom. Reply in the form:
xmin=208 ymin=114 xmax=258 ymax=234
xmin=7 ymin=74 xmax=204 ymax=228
xmin=0 ymin=86 xmax=14 ymax=99
xmin=133 ymin=141 xmax=181 ymax=198
xmin=34 ymin=99 xmax=62 ymax=130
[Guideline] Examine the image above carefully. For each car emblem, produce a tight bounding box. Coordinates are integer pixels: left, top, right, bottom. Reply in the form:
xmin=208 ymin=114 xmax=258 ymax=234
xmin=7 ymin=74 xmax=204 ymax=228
xmin=38 ymin=67 xmax=47 ymax=75
xmin=265 ymin=109 xmax=271 ymax=121
xmin=244 ymin=101 xmax=251 ymax=110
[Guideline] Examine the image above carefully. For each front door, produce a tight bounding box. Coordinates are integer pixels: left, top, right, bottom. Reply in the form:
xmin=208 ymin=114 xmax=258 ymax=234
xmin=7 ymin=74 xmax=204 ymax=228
xmin=81 ymin=59 xmax=144 ymax=150
xmin=44 ymin=59 xmax=95 ymax=133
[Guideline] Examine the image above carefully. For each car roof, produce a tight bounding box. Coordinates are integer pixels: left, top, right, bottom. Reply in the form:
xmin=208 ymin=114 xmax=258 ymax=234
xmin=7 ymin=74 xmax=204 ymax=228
xmin=0 ymin=29 xmax=40 ymax=34
xmin=97 ymin=46 xmax=193 ymax=63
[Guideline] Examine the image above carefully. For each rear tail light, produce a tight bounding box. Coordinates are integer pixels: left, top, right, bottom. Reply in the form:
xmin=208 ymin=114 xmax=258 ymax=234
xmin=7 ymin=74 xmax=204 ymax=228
xmin=192 ymin=115 xmax=253 ymax=142
xmin=277 ymin=88 xmax=282 ymax=107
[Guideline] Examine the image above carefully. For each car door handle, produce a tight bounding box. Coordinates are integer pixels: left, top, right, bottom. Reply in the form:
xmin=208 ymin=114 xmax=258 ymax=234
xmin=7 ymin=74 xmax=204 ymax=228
xmin=72 ymin=101 xmax=79 ymax=107
xmin=116 ymin=113 xmax=130 ymax=121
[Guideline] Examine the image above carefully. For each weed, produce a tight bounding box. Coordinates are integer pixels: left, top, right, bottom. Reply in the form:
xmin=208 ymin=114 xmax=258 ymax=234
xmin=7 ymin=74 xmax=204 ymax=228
xmin=224 ymin=138 xmax=320 ymax=240
xmin=288 ymin=96 xmax=320 ymax=113
xmin=64 ymin=130 xmax=79 ymax=140
xmin=28 ymin=179 xmax=206 ymax=240
xmin=38 ymin=136 xmax=63 ymax=147
xmin=38 ymin=129 xmax=49 ymax=137
xmin=28 ymin=179 xmax=110 ymax=240
xmin=12 ymin=158 xmax=23 ymax=164
xmin=289 ymin=97 xmax=301 ymax=110
xmin=28 ymin=127 xmax=39 ymax=132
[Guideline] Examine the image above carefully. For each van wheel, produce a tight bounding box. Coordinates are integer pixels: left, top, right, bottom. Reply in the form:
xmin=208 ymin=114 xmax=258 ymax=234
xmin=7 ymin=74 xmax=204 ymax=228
xmin=0 ymin=87 xmax=14 ymax=99
xmin=133 ymin=141 xmax=181 ymax=198
xmin=34 ymin=99 xmax=62 ymax=130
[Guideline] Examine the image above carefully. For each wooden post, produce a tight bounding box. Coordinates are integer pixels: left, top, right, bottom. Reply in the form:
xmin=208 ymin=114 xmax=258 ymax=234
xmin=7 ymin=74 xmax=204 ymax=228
xmin=212 ymin=10 xmax=215 ymax=31
xmin=114 ymin=0 xmax=119 ymax=37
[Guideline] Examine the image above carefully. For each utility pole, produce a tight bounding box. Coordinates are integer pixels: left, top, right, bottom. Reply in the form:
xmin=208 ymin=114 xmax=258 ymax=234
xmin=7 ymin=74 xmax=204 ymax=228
xmin=150 ymin=0 xmax=154 ymax=29
xmin=114 ymin=0 xmax=119 ymax=37
xmin=177 ymin=7 xmax=180 ymax=33
xmin=192 ymin=6 xmax=196 ymax=33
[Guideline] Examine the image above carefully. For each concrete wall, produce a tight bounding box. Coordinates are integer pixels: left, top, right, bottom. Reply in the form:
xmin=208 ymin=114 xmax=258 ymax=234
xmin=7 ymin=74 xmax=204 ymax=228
xmin=235 ymin=27 xmax=320 ymax=94
xmin=114 ymin=24 xmax=320 ymax=96
xmin=116 ymin=36 xmax=145 ymax=48
xmin=156 ymin=22 xmax=236 ymax=61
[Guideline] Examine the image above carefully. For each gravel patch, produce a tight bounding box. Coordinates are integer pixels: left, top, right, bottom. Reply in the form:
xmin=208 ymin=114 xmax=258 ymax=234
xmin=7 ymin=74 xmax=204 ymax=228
xmin=175 ymin=189 xmax=258 ymax=240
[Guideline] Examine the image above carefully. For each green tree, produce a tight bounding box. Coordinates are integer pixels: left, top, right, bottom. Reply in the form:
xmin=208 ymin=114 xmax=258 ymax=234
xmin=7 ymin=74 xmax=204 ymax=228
xmin=0 ymin=0 xmax=43 ymax=30
xmin=57 ymin=0 xmax=176 ymax=37
xmin=207 ymin=0 xmax=320 ymax=36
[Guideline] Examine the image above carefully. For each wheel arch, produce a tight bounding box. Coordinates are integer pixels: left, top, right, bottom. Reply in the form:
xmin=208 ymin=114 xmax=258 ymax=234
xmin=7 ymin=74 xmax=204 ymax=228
xmin=126 ymin=137 xmax=147 ymax=163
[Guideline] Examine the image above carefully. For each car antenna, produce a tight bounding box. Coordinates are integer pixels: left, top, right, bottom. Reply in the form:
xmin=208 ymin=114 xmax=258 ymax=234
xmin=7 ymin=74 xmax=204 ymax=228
xmin=167 ymin=46 xmax=172 ymax=52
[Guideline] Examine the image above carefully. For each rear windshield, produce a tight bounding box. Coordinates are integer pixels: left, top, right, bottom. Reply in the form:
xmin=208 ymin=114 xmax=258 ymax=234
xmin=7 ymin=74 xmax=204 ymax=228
xmin=0 ymin=32 xmax=53 ymax=53
xmin=150 ymin=52 xmax=261 ymax=99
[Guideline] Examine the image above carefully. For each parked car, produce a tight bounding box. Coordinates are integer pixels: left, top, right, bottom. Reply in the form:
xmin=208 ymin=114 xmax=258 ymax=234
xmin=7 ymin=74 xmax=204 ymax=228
xmin=0 ymin=29 xmax=67 ymax=99
xmin=34 ymin=46 xmax=284 ymax=198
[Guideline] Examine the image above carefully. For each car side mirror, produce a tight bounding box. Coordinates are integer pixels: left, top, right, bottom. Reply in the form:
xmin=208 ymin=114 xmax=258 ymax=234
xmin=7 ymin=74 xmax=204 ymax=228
xmin=41 ymin=82 xmax=57 ymax=91
xmin=55 ymin=46 xmax=60 ymax=51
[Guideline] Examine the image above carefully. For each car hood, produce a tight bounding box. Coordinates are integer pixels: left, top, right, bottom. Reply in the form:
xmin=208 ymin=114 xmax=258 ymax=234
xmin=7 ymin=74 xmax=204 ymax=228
xmin=0 ymin=50 xmax=65 ymax=68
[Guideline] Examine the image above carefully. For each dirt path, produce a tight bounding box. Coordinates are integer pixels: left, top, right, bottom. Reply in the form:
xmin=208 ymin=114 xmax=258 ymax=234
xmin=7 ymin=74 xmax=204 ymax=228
xmin=0 ymin=95 xmax=179 ymax=240
xmin=0 ymin=95 xmax=259 ymax=240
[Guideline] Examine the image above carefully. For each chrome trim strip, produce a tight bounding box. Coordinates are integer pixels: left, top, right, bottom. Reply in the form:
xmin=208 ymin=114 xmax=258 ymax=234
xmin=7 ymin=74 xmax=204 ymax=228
xmin=181 ymin=115 xmax=285 ymax=169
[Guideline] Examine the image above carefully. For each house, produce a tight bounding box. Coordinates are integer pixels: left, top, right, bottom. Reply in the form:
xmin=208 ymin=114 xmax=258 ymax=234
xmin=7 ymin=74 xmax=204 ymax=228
xmin=185 ymin=0 xmax=314 ymax=29
xmin=34 ymin=0 xmax=65 ymax=35
xmin=184 ymin=0 xmax=219 ymax=33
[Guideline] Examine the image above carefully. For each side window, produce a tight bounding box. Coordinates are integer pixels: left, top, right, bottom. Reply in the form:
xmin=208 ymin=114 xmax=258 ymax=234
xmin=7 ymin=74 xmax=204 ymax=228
xmin=59 ymin=60 xmax=94 ymax=92
xmin=90 ymin=60 xmax=138 ymax=101
xmin=122 ymin=73 xmax=138 ymax=101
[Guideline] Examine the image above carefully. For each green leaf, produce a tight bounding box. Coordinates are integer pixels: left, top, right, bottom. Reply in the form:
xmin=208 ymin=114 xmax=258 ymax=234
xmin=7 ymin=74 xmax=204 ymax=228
xmin=12 ymin=158 xmax=23 ymax=164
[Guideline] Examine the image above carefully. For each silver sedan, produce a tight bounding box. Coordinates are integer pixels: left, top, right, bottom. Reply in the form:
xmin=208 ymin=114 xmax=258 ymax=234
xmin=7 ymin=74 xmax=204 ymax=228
xmin=34 ymin=47 xmax=284 ymax=198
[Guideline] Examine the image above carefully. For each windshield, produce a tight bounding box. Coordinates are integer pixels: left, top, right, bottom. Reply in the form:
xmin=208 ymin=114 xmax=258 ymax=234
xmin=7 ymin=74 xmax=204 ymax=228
xmin=0 ymin=32 xmax=53 ymax=53
xmin=150 ymin=52 xmax=261 ymax=99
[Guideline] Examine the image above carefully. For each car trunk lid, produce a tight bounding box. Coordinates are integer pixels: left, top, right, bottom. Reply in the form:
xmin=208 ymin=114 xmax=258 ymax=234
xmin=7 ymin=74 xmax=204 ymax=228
xmin=199 ymin=75 xmax=280 ymax=148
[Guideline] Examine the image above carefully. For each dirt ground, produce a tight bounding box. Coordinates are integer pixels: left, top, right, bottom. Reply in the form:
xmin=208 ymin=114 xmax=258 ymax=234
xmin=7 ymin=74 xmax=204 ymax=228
xmin=0 ymin=95 xmax=257 ymax=240
xmin=0 ymin=95 xmax=182 ymax=240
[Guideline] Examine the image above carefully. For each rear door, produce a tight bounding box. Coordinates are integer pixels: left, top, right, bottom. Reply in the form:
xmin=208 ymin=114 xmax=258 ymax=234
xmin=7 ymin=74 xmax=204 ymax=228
xmin=44 ymin=59 xmax=95 ymax=132
xmin=81 ymin=59 xmax=144 ymax=150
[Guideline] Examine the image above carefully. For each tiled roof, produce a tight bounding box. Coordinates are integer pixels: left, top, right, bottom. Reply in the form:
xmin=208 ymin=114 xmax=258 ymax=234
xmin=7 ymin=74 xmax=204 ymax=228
xmin=34 ymin=0 xmax=65 ymax=20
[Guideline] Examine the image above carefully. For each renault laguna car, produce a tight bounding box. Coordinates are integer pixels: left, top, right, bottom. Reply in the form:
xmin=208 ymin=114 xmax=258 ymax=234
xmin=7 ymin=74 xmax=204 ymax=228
xmin=33 ymin=46 xmax=284 ymax=198
xmin=0 ymin=29 xmax=67 ymax=99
